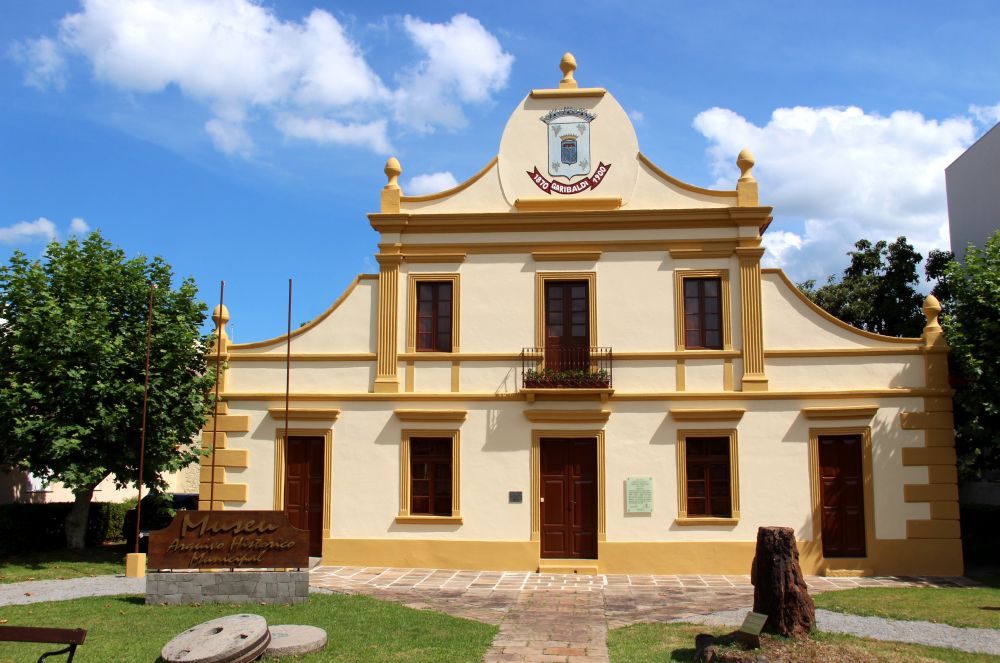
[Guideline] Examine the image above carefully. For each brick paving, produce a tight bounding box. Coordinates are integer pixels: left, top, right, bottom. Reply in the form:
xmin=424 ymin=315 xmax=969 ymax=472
xmin=309 ymin=566 xmax=975 ymax=662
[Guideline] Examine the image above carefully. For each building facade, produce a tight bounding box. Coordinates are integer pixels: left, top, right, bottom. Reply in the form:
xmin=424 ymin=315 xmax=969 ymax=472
xmin=946 ymin=121 xmax=1000 ymax=259
xmin=199 ymin=55 xmax=962 ymax=576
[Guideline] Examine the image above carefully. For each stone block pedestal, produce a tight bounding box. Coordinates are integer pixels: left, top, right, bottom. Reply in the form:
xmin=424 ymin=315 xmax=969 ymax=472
xmin=146 ymin=571 xmax=309 ymax=605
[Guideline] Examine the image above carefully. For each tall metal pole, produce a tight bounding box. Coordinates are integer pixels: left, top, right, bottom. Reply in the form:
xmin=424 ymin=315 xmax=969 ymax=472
xmin=209 ymin=281 xmax=225 ymax=511
xmin=283 ymin=279 xmax=292 ymax=495
xmin=134 ymin=283 xmax=155 ymax=554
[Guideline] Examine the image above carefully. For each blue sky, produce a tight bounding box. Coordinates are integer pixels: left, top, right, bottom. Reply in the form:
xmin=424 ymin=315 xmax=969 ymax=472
xmin=3 ymin=1 xmax=999 ymax=341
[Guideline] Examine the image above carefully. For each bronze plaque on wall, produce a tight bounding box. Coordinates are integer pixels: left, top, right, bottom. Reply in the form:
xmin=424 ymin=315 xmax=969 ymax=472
xmin=148 ymin=511 xmax=310 ymax=570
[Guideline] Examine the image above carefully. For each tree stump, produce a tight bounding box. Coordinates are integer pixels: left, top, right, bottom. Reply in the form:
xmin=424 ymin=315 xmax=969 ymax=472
xmin=751 ymin=526 xmax=815 ymax=638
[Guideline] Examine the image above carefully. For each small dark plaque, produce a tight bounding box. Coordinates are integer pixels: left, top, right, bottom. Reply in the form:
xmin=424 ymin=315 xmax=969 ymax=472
xmin=148 ymin=510 xmax=309 ymax=570
xmin=509 ymin=491 xmax=523 ymax=504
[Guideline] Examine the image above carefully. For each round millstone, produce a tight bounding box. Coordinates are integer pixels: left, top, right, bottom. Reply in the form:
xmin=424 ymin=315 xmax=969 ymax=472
xmin=264 ymin=625 xmax=328 ymax=658
xmin=161 ymin=614 xmax=270 ymax=663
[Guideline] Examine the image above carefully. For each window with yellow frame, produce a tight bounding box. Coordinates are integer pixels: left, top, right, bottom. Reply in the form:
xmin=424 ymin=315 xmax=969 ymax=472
xmin=675 ymin=429 xmax=739 ymax=525
xmin=396 ymin=429 xmax=462 ymax=524
xmin=673 ymin=269 xmax=732 ymax=351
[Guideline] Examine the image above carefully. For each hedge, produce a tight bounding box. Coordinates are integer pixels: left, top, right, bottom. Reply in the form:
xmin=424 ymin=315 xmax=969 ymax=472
xmin=0 ymin=501 xmax=130 ymax=555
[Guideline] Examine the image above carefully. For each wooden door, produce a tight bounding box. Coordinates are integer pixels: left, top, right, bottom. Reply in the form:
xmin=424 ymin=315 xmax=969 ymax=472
xmin=284 ymin=435 xmax=325 ymax=557
xmin=544 ymin=281 xmax=589 ymax=372
xmin=818 ymin=434 xmax=866 ymax=557
xmin=540 ymin=438 xmax=597 ymax=559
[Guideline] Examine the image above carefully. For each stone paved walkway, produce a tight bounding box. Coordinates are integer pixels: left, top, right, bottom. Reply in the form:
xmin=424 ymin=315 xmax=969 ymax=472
xmin=310 ymin=566 xmax=974 ymax=662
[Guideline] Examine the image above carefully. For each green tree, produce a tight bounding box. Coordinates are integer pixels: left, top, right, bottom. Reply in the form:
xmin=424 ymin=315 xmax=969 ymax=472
xmin=798 ymin=237 xmax=926 ymax=337
xmin=0 ymin=232 xmax=214 ymax=549
xmin=941 ymin=231 xmax=1000 ymax=478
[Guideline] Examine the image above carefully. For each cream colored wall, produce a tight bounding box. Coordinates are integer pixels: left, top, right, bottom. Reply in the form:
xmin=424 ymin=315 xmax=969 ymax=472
xmin=450 ymin=256 xmax=534 ymax=353
xmin=627 ymin=159 xmax=736 ymax=209
xmin=207 ymin=397 xmax=928 ymax=543
xmin=412 ymin=362 xmax=453 ymax=392
xmin=227 ymin=362 xmax=373 ymax=394
xmin=399 ymin=226 xmax=741 ymax=247
xmin=765 ymin=356 xmax=924 ymax=391
xmin=761 ymin=272 xmax=918 ymax=349
xmin=401 ymin=162 xmax=512 ymax=214
xmin=229 ymin=278 xmax=376 ymax=355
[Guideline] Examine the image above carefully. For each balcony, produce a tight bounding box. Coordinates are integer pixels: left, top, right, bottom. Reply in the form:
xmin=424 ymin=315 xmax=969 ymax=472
xmin=520 ymin=347 xmax=613 ymax=395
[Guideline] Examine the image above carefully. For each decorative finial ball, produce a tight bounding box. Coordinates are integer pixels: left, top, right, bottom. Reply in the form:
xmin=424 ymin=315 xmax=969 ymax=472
xmin=384 ymin=156 xmax=402 ymax=181
xmin=737 ymin=148 xmax=755 ymax=174
xmin=923 ymin=294 xmax=942 ymax=319
xmin=560 ymin=52 xmax=577 ymax=77
xmin=211 ymin=304 xmax=230 ymax=324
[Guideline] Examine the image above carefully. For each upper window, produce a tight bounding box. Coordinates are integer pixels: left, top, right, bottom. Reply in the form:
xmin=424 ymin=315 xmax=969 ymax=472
xmin=407 ymin=274 xmax=459 ymax=354
xmin=416 ymin=282 xmax=452 ymax=352
xmin=684 ymin=277 xmax=722 ymax=350
xmin=674 ymin=270 xmax=730 ymax=351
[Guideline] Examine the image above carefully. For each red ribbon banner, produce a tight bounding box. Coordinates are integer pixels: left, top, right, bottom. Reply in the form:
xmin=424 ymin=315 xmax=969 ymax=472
xmin=526 ymin=163 xmax=612 ymax=195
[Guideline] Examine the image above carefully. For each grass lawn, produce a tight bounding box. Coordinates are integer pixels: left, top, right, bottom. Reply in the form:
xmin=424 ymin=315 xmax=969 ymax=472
xmin=813 ymin=583 xmax=1000 ymax=630
xmin=608 ymin=622 xmax=999 ymax=662
xmin=0 ymin=593 xmax=496 ymax=662
xmin=0 ymin=544 xmax=126 ymax=583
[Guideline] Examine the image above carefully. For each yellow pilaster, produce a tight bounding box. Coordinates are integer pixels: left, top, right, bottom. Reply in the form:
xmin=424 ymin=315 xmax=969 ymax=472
xmin=373 ymin=254 xmax=401 ymax=393
xmin=737 ymin=246 xmax=767 ymax=391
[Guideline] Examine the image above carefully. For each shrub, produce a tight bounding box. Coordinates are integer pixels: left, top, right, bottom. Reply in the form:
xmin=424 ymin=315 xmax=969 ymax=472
xmin=0 ymin=501 xmax=130 ymax=555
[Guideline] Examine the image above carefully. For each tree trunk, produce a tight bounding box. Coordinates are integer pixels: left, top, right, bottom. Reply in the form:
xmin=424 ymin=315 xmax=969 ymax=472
xmin=65 ymin=487 xmax=95 ymax=551
xmin=751 ymin=526 xmax=815 ymax=638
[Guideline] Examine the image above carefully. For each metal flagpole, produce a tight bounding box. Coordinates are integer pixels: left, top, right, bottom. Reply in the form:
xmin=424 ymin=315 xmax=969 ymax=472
xmin=283 ymin=279 xmax=292 ymax=492
xmin=209 ymin=281 xmax=225 ymax=512
xmin=134 ymin=283 xmax=155 ymax=554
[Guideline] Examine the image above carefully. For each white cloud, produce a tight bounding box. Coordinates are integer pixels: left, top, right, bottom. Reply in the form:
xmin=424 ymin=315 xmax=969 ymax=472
xmin=406 ymin=171 xmax=459 ymax=195
xmin=276 ymin=116 xmax=391 ymax=154
xmin=0 ymin=218 xmax=58 ymax=244
xmin=16 ymin=2 xmax=512 ymax=157
xmin=69 ymin=217 xmax=90 ymax=234
xmin=970 ymin=103 xmax=1000 ymax=128
xmin=8 ymin=37 xmax=67 ymax=90
xmin=629 ymin=110 xmax=645 ymax=124
xmin=694 ymin=105 xmax=976 ymax=281
xmin=394 ymin=14 xmax=513 ymax=131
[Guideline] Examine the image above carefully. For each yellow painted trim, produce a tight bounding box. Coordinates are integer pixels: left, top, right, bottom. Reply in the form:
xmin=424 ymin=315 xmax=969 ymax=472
xmin=405 ymin=273 xmax=460 ymax=354
xmin=200 ymin=466 xmax=225 ymax=483
xmin=218 ymin=387 xmax=950 ymax=402
xmin=201 ymin=415 xmax=250 ymax=432
xmin=405 ymin=360 xmax=414 ymax=392
xmin=902 ymin=446 xmax=957 ymax=466
xmin=374 ymin=258 xmax=401 ymax=391
xmin=399 ymin=157 xmax=498 ymax=202
xmin=229 ymin=353 xmax=376 ymax=362
xmin=676 ymin=429 xmax=740 ymax=520
xmin=676 ymin=359 xmax=685 ymax=391
xmin=808 ymin=426 xmax=875 ymax=556
xmin=394 ymin=516 xmax=464 ymax=525
xmin=529 ymin=87 xmax=607 ymax=98
xmin=451 ymin=360 xmax=460 ymax=393
xmin=537 ymin=562 xmax=599 ymax=575
xmin=267 ymin=408 xmax=341 ymax=421
xmin=124 ymin=553 xmax=146 ymax=578
xmin=767 ymin=348 xmax=922 ymax=358
xmin=535 ymin=271 xmax=598 ymax=350
xmin=372 ymin=238 xmax=740 ymax=256
xmin=199 ymin=482 xmax=247 ymax=502
xmin=925 ymin=429 xmax=957 ymax=447
xmin=403 ymin=253 xmax=467 ymax=264
xmin=399 ymin=429 xmax=461 ymax=519
xmin=927 ymin=466 xmax=958 ymax=484
xmin=230 ymin=276 xmax=365 ymax=350
xmin=202 ymin=431 xmax=227 ymax=449
xmin=900 ymin=411 xmax=955 ymax=430
xmin=637 ymin=153 xmax=736 ymax=199
xmin=669 ymin=248 xmax=735 ymax=259
xmin=737 ymin=247 xmax=767 ymax=390
xmin=274 ymin=428 xmax=334 ymax=538
xmin=907 ymin=519 xmax=961 ymax=539
xmin=369 ymin=207 xmax=773 ymax=235
xmin=764 ymin=269 xmax=922 ymax=344
xmin=801 ymin=406 xmax=878 ymax=420
xmin=522 ymin=387 xmax=613 ymax=403
xmin=670 ymin=408 xmax=745 ymax=422
xmin=202 ymin=448 xmax=248 ymax=468
xmin=322 ymin=538 xmax=962 ymax=575
xmin=394 ymin=409 xmax=468 ymax=422
xmin=674 ymin=269 xmax=732 ymax=351
xmin=929 ymin=501 xmax=960 ymax=519
xmin=904 ymin=483 xmax=959 ymax=502
xmin=532 ymin=251 xmax=602 ymax=262
xmin=674 ymin=517 xmax=739 ymax=526
xmin=723 ymin=358 xmax=734 ymax=391
xmin=531 ymin=429 xmax=606 ymax=546
xmin=515 ymin=197 xmax=622 ymax=212
xmin=523 ymin=409 xmax=611 ymax=423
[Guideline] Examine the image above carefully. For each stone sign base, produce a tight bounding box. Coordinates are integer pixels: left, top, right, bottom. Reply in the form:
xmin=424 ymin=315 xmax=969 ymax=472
xmin=146 ymin=571 xmax=309 ymax=605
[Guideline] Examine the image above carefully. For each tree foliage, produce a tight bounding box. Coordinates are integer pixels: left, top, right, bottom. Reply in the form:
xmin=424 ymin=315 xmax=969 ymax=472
xmin=940 ymin=231 xmax=1000 ymax=478
xmin=798 ymin=237 xmax=926 ymax=337
xmin=0 ymin=232 xmax=214 ymax=548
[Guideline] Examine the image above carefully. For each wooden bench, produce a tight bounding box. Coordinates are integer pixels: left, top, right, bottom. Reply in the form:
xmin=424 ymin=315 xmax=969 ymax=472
xmin=0 ymin=625 xmax=87 ymax=662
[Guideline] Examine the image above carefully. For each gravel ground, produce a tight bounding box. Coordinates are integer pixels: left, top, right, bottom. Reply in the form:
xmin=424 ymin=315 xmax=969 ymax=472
xmin=0 ymin=575 xmax=145 ymax=606
xmin=678 ymin=607 xmax=1000 ymax=656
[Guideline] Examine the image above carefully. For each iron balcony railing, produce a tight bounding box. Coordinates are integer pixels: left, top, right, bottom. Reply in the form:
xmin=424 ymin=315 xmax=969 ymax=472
xmin=520 ymin=346 xmax=613 ymax=389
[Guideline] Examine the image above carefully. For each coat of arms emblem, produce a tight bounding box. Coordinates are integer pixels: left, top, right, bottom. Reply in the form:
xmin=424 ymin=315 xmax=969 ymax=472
xmin=527 ymin=107 xmax=611 ymax=195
